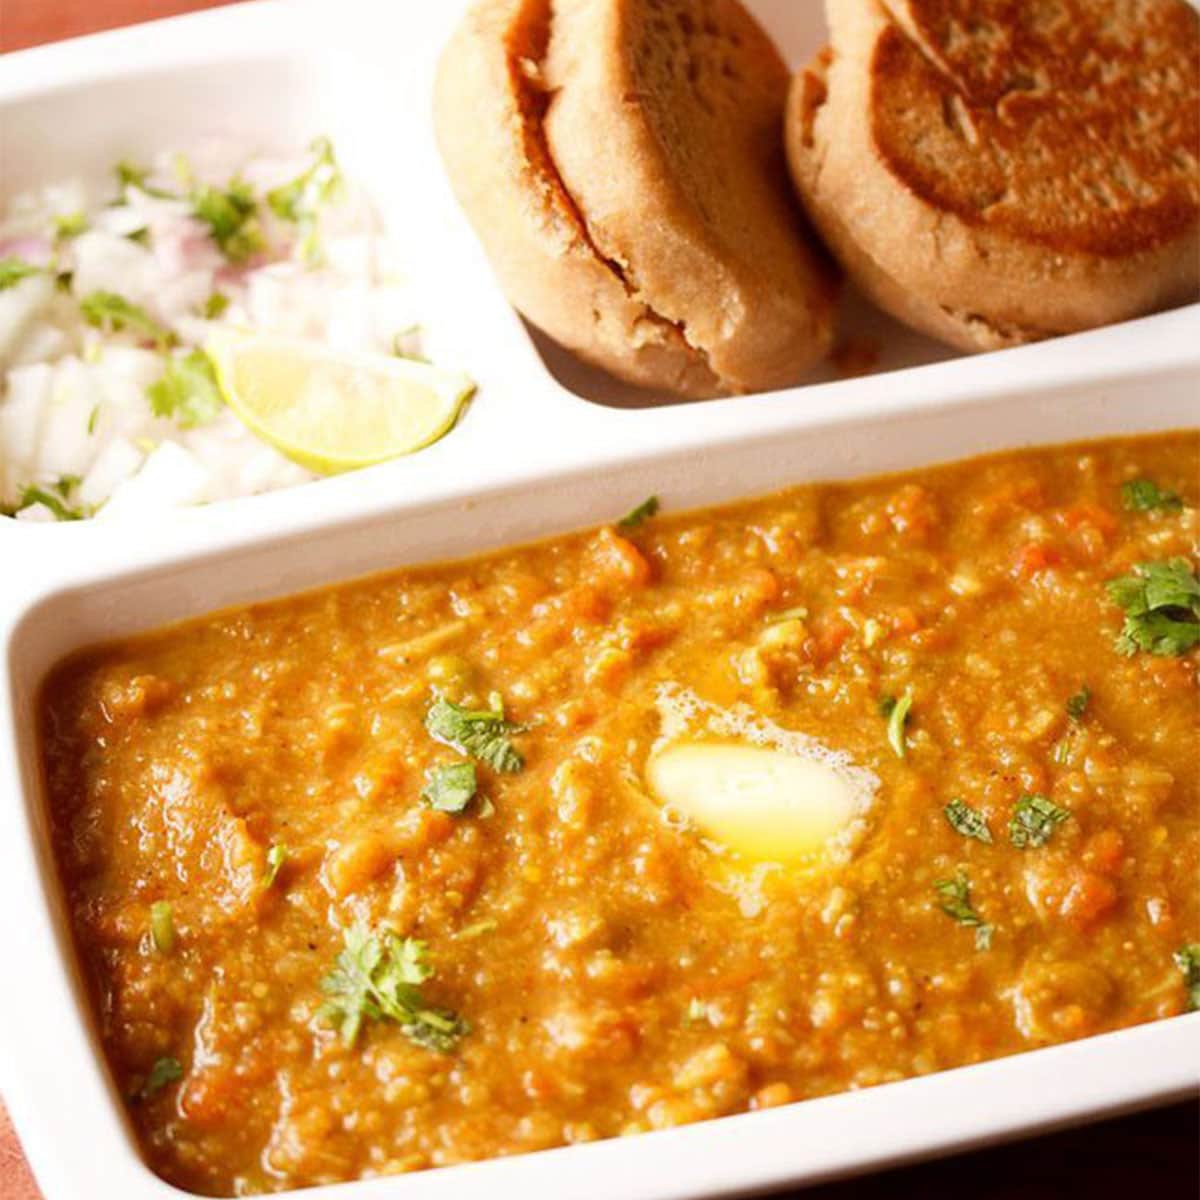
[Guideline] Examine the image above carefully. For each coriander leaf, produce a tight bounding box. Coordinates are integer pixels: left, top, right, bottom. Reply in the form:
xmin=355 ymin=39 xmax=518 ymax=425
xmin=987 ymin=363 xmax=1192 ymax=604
xmin=14 ymin=482 xmax=87 ymax=521
xmin=318 ymin=922 xmax=379 ymax=1046
xmin=933 ymin=869 xmax=993 ymax=949
xmin=87 ymin=405 xmax=100 ymax=435
xmin=319 ymin=923 xmax=466 ymax=1051
xmin=115 ymin=160 xmax=177 ymax=200
xmin=116 ymin=160 xmax=148 ymax=189
xmin=0 ymin=257 xmax=41 ymax=291
xmin=1107 ymin=559 xmax=1200 ymax=657
xmin=263 ymin=844 xmax=287 ymax=888
xmin=1174 ymin=944 xmax=1200 ymax=1013
xmin=1141 ymin=560 xmax=1200 ymax=610
xmin=1118 ymin=612 xmax=1200 ymax=658
xmin=1009 ymin=793 xmax=1070 ymax=849
xmin=944 ymin=799 xmax=993 ymax=844
xmin=147 ymin=349 xmax=223 ymax=428
xmin=54 ymin=211 xmax=87 ymax=240
xmin=421 ymin=761 xmax=478 ymax=813
xmin=267 ymin=136 xmax=343 ymax=223
xmin=140 ymin=1056 xmax=183 ymax=1099
xmin=192 ymin=178 xmax=264 ymax=263
xmin=618 ymin=496 xmax=660 ymax=530
xmin=425 ymin=696 xmax=525 ymax=773
xmin=401 ymin=1006 xmax=468 ymax=1053
xmin=80 ymin=291 xmax=173 ymax=349
xmin=150 ymin=901 xmax=175 ymax=953
xmin=266 ymin=137 xmax=343 ymax=265
xmin=1121 ymin=478 xmax=1183 ymax=513
xmin=884 ymin=688 xmax=913 ymax=759
xmin=203 ymin=291 xmax=230 ymax=319
xmin=1066 ymin=686 xmax=1091 ymax=721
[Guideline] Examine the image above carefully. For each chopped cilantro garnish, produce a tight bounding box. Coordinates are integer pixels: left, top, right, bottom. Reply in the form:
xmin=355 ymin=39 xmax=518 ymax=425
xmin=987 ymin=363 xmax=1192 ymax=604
xmin=14 ymin=479 xmax=87 ymax=521
xmin=147 ymin=349 xmax=223 ymax=428
xmin=1174 ymin=944 xmax=1200 ymax=1012
xmin=87 ymin=405 xmax=100 ymax=436
xmin=1106 ymin=559 xmax=1200 ymax=657
xmin=263 ymin=844 xmax=287 ymax=888
xmin=318 ymin=923 xmax=466 ymax=1051
xmin=114 ymin=160 xmax=177 ymax=200
xmin=618 ymin=496 xmax=660 ymax=530
xmin=425 ymin=696 xmax=525 ymax=773
xmin=125 ymin=227 xmax=151 ymax=247
xmin=944 ymin=799 xmax=992 ymax=844
xmin=421 ymin=761 xmax=478 ymax=813
xmin=150 ymin=901 xmax=175 ymax=953
xmin=933 ymin=870 xmax=993 ymax=949
xmin=0 ymin=257 xmax=41 ymax=290
xmin=53 ymin=211 xmax=87 ymax=240
xmin=116 ymin=160 xmax=148 ymax=190
xmin=1009 ymin=793 xmax=1070 ymax=849
xmin=80 ymin=291 xmax=173 ymax=349
xmin=1066 ymin=686 xmax=1091 ymax=721
xmin=203 ymin=291 xmax=230 ymax=320
xmin=140 ymin=1056 xmax=183 ymax=1099
xmin=267 ymin=136 xmax=341 ymax=222
xmin=266 ymin=136 xmax=343 ymax=264
xmin=881 ymin=688 xmax=913 ymax=759
xmin=1121 ymin=478 xmax=1183 ymax=513
xmin=192 ymin=178 xmax=264 ymax=263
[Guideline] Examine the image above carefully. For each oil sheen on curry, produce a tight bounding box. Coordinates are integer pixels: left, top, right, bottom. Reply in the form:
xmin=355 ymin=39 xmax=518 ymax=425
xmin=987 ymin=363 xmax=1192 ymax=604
xmin=41 ymin=433 xmax=1199 ymax=1196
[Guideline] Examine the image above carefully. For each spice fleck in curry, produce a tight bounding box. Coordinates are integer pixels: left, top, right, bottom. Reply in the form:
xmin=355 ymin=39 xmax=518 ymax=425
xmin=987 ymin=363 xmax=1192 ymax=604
xmin=40 ymin=433 xmax=1199 ymax=1195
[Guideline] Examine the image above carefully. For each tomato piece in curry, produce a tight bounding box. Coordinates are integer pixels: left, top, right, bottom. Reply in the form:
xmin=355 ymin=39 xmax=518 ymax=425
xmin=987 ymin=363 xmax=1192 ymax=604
xmin=40 ymin=433 xmax=1199 ymax=1196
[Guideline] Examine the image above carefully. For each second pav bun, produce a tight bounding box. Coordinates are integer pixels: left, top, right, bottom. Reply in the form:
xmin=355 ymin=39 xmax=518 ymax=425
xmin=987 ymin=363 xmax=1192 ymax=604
xmin=435 ymin=0 xmax=838 ymax=398
xmin=786 ymin=0 xmax=1200 ymax=352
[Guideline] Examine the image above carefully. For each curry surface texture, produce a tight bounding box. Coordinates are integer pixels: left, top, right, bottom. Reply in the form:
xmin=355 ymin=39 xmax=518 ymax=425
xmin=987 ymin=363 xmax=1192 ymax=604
xmin=41 ymin=433 xmax=1199 ymax=1196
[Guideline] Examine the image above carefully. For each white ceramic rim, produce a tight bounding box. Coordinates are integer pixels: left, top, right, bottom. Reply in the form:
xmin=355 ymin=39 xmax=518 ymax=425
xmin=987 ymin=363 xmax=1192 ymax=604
xmin=1 ymin=5 xmax=1198 ymax=1200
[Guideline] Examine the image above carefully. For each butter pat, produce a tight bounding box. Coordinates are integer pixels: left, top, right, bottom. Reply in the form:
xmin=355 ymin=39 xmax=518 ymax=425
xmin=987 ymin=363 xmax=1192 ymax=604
xmin=647 ymin=740 xmax=866 ymax=864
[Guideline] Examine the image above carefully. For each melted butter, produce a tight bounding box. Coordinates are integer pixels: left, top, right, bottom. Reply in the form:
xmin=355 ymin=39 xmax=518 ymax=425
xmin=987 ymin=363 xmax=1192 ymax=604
xmin=648 ymin=740 xmax=863 ymax=862
xmin=649 ymin=684 xmax=878 ymax=867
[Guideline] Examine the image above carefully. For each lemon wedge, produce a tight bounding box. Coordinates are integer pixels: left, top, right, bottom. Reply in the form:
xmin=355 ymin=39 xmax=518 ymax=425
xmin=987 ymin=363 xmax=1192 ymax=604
xmin=647 ymin=740 xmax=865 ymax=864
xmin=207 ymin=333 xmax=474 ymax=474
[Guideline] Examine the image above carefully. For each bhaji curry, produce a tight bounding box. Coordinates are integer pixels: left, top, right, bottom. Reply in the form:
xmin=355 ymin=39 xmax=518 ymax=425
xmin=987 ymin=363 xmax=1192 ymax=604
xmin=40 ymin=432 xmax=1199 ymax=1195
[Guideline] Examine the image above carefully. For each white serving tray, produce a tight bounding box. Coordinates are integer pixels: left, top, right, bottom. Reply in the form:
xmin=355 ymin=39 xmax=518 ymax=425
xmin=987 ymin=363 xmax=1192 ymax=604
xmin=1 ymin=4 xmax=1197 ymax=1199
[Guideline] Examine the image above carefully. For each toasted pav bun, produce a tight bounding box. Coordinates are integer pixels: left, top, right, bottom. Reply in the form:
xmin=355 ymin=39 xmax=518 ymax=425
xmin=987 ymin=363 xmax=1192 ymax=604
xmin=787 ymin=0 xmax=1200 ymax=352
xmin=541 ymin=0 xmax=837 ymax=392
xmin=435 ymin=0 xmax=837 ymax=397
xmin=434 ymin=0 xmax=718 ymax=397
